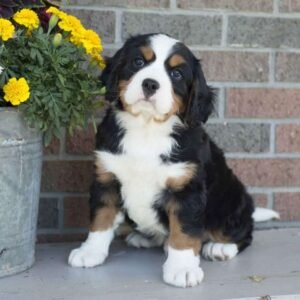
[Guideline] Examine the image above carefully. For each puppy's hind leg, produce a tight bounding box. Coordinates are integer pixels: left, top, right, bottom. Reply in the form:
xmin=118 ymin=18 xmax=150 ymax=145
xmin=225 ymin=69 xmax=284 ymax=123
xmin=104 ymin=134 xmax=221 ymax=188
xmin=202 ymin=242 xmax=238 ymax=261
xmin=126 ymin=231 xmax=165 ymax=248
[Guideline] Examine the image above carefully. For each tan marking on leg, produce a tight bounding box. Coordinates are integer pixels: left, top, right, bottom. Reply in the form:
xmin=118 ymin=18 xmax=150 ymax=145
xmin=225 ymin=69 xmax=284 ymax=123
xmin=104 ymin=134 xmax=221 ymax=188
xmin=90 ymin=192 xmax=120 ymax=232
xmin=166 ymin=163 xmax=197 ymax=191
xmin=95 ymin=158 xmax=115 ymax=184
xmin=207 ymin=229 xmax=231 ymax=244
xmin=115 ymin=222 xmax=133 ymax=237
xmin=140 ymin=46 xmax=154 ymax=61
xmin=169 ymin=54 xmax=186 ymax=68
xmin=167 ymin=202 xmax=201 ymax=255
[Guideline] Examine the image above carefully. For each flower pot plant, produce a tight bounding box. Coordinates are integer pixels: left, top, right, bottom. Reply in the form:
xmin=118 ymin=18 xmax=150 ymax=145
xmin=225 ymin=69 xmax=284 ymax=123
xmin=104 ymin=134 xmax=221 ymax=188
xmin=0 ymin=3 xmax=105 ymax=277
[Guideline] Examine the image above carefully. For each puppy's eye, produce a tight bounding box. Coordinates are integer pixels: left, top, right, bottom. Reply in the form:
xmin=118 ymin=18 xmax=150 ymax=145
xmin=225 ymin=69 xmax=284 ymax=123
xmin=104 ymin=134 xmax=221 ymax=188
xmin=133 ymin=57 xmax=145 ymax=68
xmin=170 ymin=69 xmax=183 ymax=81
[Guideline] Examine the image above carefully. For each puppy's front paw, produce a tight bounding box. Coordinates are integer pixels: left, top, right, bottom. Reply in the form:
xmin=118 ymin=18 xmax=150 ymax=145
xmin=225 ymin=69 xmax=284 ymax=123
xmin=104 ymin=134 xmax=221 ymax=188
xmin=163 ymin=247 xmax=204 ymax=288
xmin=163 ymin=264 xmax=204 ymax=288
xmin=68 ymin=246 xmax=107 ymax=268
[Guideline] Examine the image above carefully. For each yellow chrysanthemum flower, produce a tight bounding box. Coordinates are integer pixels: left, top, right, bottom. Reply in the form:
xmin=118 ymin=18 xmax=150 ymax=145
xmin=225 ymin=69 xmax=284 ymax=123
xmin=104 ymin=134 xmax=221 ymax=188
xmin=69 ymin=28 xmax=105 ymax=68
xmin=80 ymin=29 xmax=103 ymax=55
xmin=58 ymin=15 xmax=83 ymax=33
xmin=46 ymin=6 xmax=68 ymax=20
xmin=13 ymin=9 xmax=40 ymax=31
xmin=0 ymin=18 xmax=15 ymax=41
xmin=90 ymin=52 xmax=106 ymax=69
xmin=3 ymin=77 xmax=30 ymax=106
xmin=69 ymin=27 xmax=85 ymax=47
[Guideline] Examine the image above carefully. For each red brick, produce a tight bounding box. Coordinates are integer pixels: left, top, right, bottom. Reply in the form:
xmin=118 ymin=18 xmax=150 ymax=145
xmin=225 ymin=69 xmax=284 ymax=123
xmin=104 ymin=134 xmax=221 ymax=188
xmin=178 ymin=0 xmax=273 ymax=11
xmin=226 ymin=88 xmax=300 ymax=118
xmin=64 ymin=197 xmax=89 ymax=228
xmin=276 ymin=124 xmax=300 ymax=153
xmin=252 ymin=194 xmax=268 ymax=207
xmin=43 ymin=137 xmax=60 ymax=155
xmin=279 ymin=0 xmax=300 ymax=12
xmin=228 ymin=159 xmax=300 ymax=187
xmin=66 ymin=124 xmax=96 ymax=155
xmin=41 ymin=161 xmax=94 ymax=193
xmin=276 ymin=53 xmax=300 ymax=82
xmin=274 ymin=193 xmax=300 ymax=221
xmin=195 ymin=51 xmax=269 ymax=82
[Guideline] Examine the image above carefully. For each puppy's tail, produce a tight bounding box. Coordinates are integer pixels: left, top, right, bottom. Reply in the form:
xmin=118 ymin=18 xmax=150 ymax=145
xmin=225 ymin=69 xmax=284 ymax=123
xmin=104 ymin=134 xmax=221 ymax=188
xmin=252 ymin=207 xmax=280 ymax=222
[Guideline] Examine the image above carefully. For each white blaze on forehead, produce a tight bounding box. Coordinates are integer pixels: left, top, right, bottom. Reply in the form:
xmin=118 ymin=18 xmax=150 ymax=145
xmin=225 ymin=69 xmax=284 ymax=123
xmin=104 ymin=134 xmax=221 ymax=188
xmin=123 ymin=34 xmax=180 ymax=117
xmin=149 ymin=34 xmax=179 ymax=62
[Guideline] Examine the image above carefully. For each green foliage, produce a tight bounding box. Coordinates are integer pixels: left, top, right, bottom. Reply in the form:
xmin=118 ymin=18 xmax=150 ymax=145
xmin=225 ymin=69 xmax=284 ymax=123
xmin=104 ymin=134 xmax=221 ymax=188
xmin=0 ymin=27 xmax=105 ymax=145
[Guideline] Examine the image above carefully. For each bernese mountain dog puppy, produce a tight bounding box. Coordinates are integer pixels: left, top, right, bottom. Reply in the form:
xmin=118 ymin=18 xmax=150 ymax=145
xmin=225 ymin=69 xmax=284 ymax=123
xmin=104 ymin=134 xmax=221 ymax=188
xmin=68 ymin=33 xmax=278 ymax=288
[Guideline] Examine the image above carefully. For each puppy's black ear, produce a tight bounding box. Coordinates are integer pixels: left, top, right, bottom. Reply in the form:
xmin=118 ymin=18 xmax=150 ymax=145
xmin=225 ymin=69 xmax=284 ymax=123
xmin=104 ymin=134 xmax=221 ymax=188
xmin=185 ymin=59 xmax=215 ymax=126
xmin=99 ymin=48 xmax=124 ymax=102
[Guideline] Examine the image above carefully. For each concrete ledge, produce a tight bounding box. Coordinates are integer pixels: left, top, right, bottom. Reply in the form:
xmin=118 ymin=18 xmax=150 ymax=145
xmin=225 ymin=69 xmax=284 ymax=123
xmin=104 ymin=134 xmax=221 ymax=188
xmin=1 ymin=228 xmax=299 ymax=300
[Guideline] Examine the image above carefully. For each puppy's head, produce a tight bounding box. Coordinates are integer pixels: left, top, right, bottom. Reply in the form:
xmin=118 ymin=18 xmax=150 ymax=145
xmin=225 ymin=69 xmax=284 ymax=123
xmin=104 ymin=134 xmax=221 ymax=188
xmin=101 ymin=33 xmax=214 ymax=125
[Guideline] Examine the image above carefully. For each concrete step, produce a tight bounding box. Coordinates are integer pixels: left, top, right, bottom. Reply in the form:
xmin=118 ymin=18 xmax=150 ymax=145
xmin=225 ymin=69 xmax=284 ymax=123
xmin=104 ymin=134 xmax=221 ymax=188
xmin=0 ymin=228 xmax=300 ymax=300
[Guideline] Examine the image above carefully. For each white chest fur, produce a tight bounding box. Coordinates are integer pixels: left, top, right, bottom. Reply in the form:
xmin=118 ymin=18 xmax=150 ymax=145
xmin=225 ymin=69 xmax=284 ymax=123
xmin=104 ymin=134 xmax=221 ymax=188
xmin=96 ymin=112 xmax=188 ymax=236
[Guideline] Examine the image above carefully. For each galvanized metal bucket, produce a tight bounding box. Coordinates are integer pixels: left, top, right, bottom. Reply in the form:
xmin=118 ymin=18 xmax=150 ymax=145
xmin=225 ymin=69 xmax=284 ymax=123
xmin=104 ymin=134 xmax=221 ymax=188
xmin=0 ymin=108 xmax=42 ymax=277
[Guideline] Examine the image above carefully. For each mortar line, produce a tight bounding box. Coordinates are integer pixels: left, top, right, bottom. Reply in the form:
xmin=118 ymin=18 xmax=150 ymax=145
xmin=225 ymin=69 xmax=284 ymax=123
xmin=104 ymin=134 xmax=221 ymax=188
xmin=273 ymin=0 xmax=280 ymax=14
xmin=269 ymin=50 xmax=276 ymax=83
xmin=248 ymin=187 xmax=300 ymax=193
xmin=170 ymin=0 xmax=177 ymax=9
xmin=115 ymin=10 xmax=122 ymax=44
xmin=206 ymin=81 xmax=300 ymax=88
xmin=63 ymin=5 xmax=300 ymax=18
xmin=101 ymin=41 xmax=300 ymax=53
xmin=217 ymin=88 xmax=225 ymax=119
xmin=221 ymin=13 xmax=228 ymax=47
xmin=269 ymin=191 xmax=275 ymax=210
xmin=59 ymin=128 xmax=66 ymax=158
xmin=207 ymin=118 xmax=300 ymax=124
xmin=225 ymin=152 xmax=300 ymax=158
xmin=40 ymin=192 xmax=89 ymax=197
xmin=58 ymin=195 xmax=64 ymax=231
xmin=255 ymin=221 xmax=300 ymax=229
xmin=270 ymin=123 xmax=276 ymax=154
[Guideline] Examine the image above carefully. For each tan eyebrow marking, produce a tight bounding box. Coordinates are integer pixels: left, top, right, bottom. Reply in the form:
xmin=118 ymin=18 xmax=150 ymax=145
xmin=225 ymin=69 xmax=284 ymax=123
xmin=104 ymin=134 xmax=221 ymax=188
xmin=140 ymin=46 xmax=154 ymax=61
xmin=169 ymin=54 xmax=186 ymax=67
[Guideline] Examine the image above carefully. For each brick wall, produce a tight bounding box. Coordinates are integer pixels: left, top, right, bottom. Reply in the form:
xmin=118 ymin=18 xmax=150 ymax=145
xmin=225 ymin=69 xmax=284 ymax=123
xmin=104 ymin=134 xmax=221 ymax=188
xmin=38 ymin=0 xmax=300 ymax=242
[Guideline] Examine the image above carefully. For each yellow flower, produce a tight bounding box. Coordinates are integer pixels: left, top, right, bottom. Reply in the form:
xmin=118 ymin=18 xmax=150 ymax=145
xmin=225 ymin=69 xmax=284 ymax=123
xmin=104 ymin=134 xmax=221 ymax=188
xmin=46 ymin=7 xmax=67 ymax=20
xmin=80 ymin=29 xmax=103 ymax=55
xmin=0 ymin=18 xmax=15 ymax=41
xmin=13 ymin=9 xmax=40 ymax=31
xmin=69 ymin=27 xmax=85 ymax=46
xmin=58 ymin=15 xmax=83 ymax=33
xmin=90 ymin=51 xmax=106 ymax=69
xmin=3 ymin=77 xmax=30 ymax=106
xmin=69 ymin=28 xmax=104 ymax=68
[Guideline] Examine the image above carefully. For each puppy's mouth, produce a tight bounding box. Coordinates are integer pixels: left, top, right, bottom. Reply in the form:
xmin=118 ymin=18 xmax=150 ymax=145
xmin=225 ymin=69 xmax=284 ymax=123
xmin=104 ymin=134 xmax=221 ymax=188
xmin=137 ymin=97 xmax=156 ymax=104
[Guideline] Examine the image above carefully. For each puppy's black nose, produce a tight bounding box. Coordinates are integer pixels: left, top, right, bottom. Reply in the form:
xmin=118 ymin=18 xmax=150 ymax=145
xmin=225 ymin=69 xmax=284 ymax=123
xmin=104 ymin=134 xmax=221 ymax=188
xmin=142 ymin=78 xmax=160 ymax=98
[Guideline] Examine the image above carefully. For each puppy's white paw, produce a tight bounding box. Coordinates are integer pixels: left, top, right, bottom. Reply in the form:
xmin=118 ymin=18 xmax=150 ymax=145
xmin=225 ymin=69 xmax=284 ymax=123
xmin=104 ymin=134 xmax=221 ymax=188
xmin=68 ymin=230 xmax=114 ymax=268
xmin=68 ymin=247 xmax=107 ymax=268
xmin=163 ymin=247 xmax=204 ymax=288
xmin=202 ymin=242 xmax=238 ymax=261
xmin=163 ymin=265 xmax=204 ymax=288
xmin=126 ymin=232 xmax=164 ymax=248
